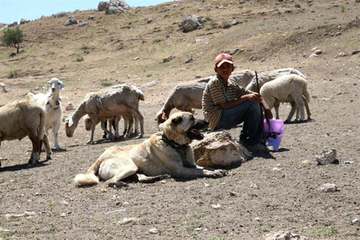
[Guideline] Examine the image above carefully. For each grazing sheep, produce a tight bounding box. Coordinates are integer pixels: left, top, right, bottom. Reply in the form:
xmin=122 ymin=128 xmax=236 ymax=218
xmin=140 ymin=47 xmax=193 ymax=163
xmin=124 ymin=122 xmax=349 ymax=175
xmin=0 ymin=93 xmax=51 ymax=165
xmin=156 ymin=70 xmax=255 ymax=124
xmin=100 ymin=84 xmax=145 ymax=139
xmin=245 ymin=67 xmax=305 ymax=92
xmin=65 ymin=85 xmax=144 ymax=144
xmin=33 ymin=78 xmax=64 ymax=151
xmin=260 ymin=74 xmax=311 ymax=123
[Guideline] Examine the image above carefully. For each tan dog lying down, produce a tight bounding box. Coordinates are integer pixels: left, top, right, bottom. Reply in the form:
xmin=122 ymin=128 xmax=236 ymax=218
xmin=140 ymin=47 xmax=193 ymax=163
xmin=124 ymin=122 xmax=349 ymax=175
xmin=74 ymin=112 xmax=226 ymax=187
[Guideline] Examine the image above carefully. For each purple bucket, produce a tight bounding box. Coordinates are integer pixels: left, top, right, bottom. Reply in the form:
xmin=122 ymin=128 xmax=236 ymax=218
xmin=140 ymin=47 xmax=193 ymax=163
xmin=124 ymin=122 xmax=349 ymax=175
xmin=263 ymin=119 xmax=285 ymax=151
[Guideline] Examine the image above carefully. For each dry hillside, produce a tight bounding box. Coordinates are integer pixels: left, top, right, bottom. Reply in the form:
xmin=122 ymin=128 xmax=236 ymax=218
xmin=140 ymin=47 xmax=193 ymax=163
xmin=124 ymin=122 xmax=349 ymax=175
xmin=0 ymin=0 xmax=360 ymax=239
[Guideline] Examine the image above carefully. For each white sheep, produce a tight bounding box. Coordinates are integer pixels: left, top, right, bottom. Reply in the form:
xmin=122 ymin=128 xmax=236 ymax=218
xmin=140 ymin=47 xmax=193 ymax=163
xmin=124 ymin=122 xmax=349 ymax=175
xmin=0 ymin=93 xmax=51 ymax=165
xmin=156 ymin=70 xmax=255 ymax=124
xmin=245 ymin=68 xmax=306 ymax=92
xmin=98 ymin=84 xmax=145 ymax=140
xmin=65 ymin=84 xmax=144 ymax=144
xmin=260 ymin=74 xmax=311 ymax=123
xmin=33 ymin=78 xmax=64 ymax=151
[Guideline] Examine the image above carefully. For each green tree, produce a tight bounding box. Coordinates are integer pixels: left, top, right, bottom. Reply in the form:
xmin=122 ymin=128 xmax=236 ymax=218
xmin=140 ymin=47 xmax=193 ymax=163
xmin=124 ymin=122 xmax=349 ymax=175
xmin=2 ymin=27 xmax=24 ymax=54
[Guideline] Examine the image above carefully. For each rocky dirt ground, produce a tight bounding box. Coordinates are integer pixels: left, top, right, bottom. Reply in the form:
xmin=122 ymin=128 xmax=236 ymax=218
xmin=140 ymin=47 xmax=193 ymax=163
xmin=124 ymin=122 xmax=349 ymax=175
xmin=0 ymin=0 xmax=360 ymax=239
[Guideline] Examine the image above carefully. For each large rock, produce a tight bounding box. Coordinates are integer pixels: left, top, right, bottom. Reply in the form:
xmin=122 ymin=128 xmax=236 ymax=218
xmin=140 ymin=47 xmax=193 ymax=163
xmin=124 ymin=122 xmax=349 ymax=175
xmin=179 ymin=15 xmax=204 ymax=33
xmin=316 ymin=149 xmax=339 ymax=165
xmin=98 ymin=0 xmax=130 ymax=13
xmin=191 ymin=131 xmax=251 ymax=168
xmin=64 ymin=16 xmax=78 ymax=26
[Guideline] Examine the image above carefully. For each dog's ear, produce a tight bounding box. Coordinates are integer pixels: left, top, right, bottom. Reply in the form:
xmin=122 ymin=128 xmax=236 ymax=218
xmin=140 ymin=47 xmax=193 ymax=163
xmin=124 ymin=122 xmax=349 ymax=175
xmin=171 ymin=116 xmax=182 ymax=125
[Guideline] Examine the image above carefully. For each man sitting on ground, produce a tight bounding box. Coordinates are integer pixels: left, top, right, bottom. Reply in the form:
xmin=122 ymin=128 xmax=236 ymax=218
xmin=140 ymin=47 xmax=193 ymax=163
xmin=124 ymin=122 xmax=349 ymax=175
xmin=202 ymin=53 xmax=272 ymax=153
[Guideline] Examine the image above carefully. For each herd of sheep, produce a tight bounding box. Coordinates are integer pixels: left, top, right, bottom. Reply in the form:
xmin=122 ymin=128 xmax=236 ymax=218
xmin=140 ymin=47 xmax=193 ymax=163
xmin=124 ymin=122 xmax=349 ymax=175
xmin=0 ymin=67 xmax=311 ymax=166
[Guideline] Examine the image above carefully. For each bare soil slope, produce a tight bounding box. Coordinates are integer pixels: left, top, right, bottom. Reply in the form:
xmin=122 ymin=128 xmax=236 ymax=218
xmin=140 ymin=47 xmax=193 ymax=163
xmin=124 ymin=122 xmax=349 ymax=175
xmin=0 ymin=0 xmax=360 ymax=239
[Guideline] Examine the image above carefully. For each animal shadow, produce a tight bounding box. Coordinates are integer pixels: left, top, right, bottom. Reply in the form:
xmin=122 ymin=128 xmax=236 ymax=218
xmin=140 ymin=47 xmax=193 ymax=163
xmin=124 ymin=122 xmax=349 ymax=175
xmin=0 ymin=159 xmax=50 ymax=172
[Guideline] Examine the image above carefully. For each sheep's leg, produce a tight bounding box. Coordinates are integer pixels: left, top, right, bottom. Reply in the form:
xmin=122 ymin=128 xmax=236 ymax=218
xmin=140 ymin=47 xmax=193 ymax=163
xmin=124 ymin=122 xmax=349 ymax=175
xmin=274 ymin=101 xmax=280 ymax=119
xmin=303 ymin=95 xmax=312 ymax=120
xmin=52 ymin=120 xmax=61 ymax=150
xmin=285 ymin=102 xmax=296 ymax=123
xmin=42 ymin=134 xmax=52 ymax=160
xmin=113 ymin=117 xmax=120 ymax=139
xmin=87 ymin=122 xmax=97 ymax=144
xmin=122 ymin=115 xmax=129 ymax=138
xmin=28 ymin=135 xmax=41 ymax=165
xmin=293 ymin=94 xmax=305 ymax=122
xmin=133 ymin=109 xmax=144 ymax=138
xmin=128 ymin=115 xmax=134 ymax=137
xmin=133 ymin=113 xmax=139 ymax=135
xmin=101 ymin=121 xmax=108 ymax=139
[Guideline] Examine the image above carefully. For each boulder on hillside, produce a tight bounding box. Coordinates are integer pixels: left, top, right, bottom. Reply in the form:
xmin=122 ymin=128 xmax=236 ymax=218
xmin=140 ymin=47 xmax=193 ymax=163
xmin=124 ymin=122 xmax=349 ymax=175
xmin=64 ymin=16 xmax=78 ymax=26
xmin=98 ymin=0 xmax=130 ymax=13
xmin=179 ymin=15 xmax=204 ymax=33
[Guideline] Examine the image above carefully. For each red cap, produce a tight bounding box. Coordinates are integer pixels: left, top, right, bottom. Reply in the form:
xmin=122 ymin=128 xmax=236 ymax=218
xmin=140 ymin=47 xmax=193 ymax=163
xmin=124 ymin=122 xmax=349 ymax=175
xmin=214 ymin=53 xmax=233 ymax=68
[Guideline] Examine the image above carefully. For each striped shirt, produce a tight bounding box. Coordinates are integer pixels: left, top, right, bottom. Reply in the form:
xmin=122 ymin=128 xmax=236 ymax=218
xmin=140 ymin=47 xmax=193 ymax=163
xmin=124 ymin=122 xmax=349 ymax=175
xmin=202 ymin=75 xmax=250 ymax=130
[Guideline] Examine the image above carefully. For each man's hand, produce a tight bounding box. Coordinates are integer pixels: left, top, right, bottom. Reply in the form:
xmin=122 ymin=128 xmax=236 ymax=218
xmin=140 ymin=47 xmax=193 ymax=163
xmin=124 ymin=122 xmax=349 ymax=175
xmin=264 ymin=108 xmax=273 ymax=119
xmin=244 ymin=93 xmax=262 ymax=103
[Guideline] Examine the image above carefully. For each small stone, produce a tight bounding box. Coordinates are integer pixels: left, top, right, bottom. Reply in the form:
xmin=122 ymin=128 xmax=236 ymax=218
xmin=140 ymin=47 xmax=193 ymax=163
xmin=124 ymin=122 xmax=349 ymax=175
xmin=211 ymin=203 xmax=222 ymax=209
xmin=118 ymin=217 xmax=137 ymax=225
xmin=336 ymin=52 xmax=347 ymax=57
xmin=60 ymin=213 xmax=66 ymax=217
xmin=162 ymin=55 xmax=175 ymax=63
xmin=255 ymin=217 xmax=261 ymax=221
xmin=319 ymin=183 xmax=338 ymax=193
xmin=184 ymin=57 xmax=193 ymax=64
xmin=149 ymin=227 xmax=159 ymax=234
xmin=314 ymin=49 xmax=322 ymax=55
xmin=204 ymin=183 xmax=210 ymax=187
xmin=229 ymin=191 xmax=238 ymax=196
xmin=351 ymin=218 xmax=359 ymax=225
xmin=194 ymin=227 xmax=202 ymax=231
xmin=316 ymin=149 xmax=339 ymax=165
xmin=344 ymin=161 xmax=353 ymax=164
xmin=301 ymin=160 xmax=312 ymax=166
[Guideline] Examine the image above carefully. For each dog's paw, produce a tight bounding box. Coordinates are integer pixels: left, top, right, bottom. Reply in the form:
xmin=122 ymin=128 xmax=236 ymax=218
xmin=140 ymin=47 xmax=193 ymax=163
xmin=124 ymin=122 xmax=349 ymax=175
xmin=206 ymin=169 xmax=227 ymax=178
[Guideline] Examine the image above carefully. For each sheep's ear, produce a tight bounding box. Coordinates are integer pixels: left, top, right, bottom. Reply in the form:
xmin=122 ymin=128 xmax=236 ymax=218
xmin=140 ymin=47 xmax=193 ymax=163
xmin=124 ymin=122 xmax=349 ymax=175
xmin=171 ymin=116 xmax=182 ymax=125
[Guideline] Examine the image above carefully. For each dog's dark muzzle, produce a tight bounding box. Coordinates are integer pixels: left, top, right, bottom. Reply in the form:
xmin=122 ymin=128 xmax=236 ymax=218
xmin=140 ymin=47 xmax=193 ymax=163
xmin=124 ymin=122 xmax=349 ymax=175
xmin=186 ymin=120 xmax=206 ymax=140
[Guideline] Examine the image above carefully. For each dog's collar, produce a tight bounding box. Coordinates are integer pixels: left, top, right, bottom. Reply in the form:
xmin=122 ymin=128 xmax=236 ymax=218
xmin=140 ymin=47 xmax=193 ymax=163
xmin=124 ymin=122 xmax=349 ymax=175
xmin=161 ymin=134 xmax=188 ymax=151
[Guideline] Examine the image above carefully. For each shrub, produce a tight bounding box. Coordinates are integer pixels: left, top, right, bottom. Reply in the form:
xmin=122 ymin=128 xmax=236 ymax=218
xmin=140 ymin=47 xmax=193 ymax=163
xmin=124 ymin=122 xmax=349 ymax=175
xmin=8 ymin=69 xmax=18 ymax=78
xmin=2 ymin=27 xmax=24 ymax=54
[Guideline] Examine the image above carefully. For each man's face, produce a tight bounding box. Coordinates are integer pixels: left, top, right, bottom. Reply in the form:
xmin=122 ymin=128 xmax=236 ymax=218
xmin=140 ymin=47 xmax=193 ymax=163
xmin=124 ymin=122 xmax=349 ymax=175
xmin=215 ymin=62 xmax=234 ymax=80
